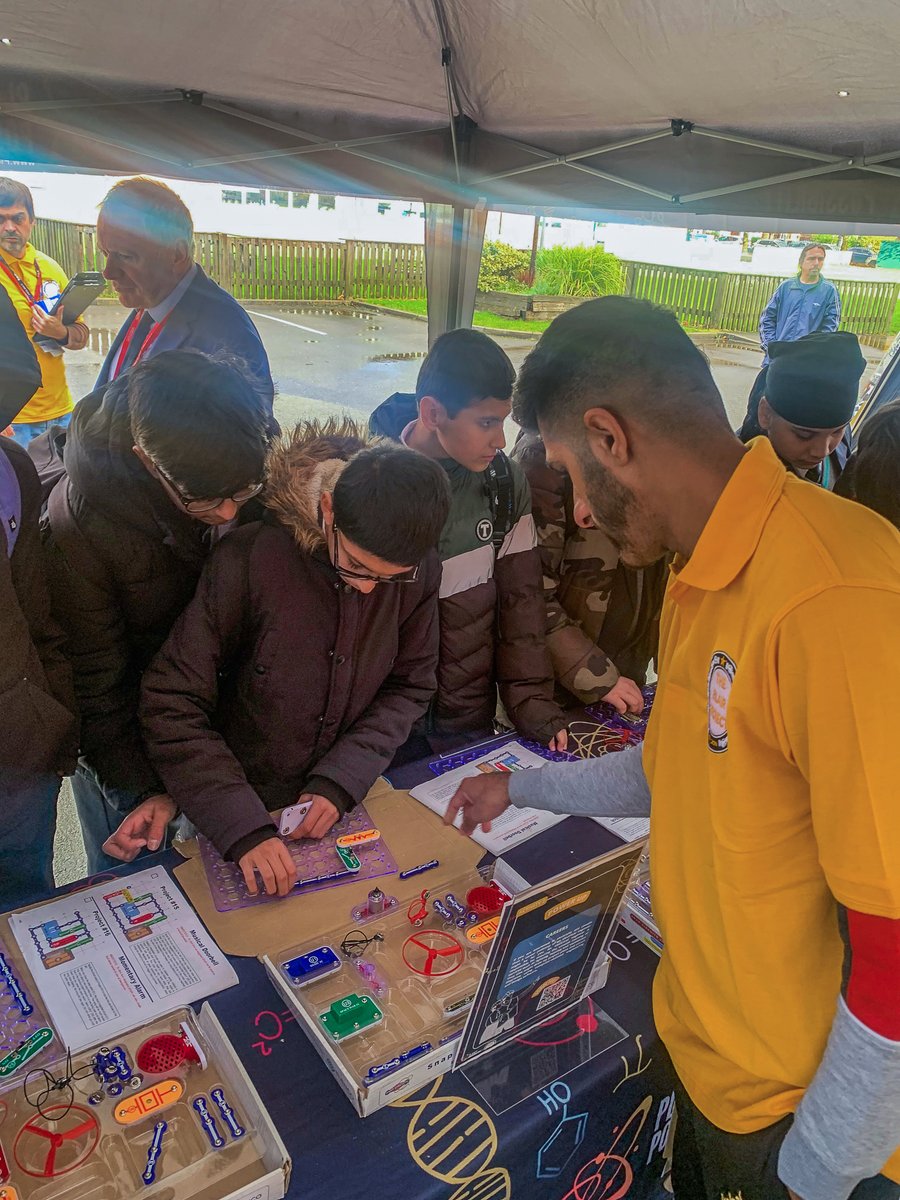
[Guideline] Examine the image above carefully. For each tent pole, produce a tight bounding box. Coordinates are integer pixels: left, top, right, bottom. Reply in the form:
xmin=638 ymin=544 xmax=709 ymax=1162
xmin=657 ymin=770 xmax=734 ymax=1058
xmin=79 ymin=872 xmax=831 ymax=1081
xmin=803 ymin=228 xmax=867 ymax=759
xmin=424 ymin=200 xmax=487 ymax=345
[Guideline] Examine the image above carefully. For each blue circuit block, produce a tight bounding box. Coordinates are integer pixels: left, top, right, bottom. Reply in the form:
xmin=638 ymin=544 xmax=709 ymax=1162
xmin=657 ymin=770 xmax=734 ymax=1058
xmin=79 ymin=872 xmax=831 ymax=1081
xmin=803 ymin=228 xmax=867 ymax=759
xmin=282 ymin=946 xmax=341 ymax=987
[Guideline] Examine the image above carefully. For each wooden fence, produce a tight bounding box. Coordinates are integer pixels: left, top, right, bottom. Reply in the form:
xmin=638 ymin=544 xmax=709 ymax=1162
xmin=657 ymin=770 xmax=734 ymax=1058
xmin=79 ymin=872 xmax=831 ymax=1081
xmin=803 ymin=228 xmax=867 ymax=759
xmin=623 ymin=261 xmax=900 ymax=346
xmin=31 ymin=219 xmax=427 ymax=303
xmin=30 ymin=219 xmax=899 ymax=343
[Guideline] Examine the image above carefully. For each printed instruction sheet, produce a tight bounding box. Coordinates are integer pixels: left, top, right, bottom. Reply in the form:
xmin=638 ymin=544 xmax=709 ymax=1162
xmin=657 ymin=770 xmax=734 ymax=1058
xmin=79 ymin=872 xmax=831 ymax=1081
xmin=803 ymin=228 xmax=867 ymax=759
xmin=410 ymin=741 xmax=565 ymax=854
xmin=591 ymin=815 xmax=651 ymax=842
xmin=9 ymin=866 xmax=238 ymax=1051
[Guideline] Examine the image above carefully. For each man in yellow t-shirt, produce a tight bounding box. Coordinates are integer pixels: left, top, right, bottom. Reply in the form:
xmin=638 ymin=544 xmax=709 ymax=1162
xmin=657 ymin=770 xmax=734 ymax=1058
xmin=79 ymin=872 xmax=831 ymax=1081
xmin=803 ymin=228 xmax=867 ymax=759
xmin=0 ymin=177 xmax=89 ymax=447
xmin=447 ymin=297 xmax=900 ymax=1200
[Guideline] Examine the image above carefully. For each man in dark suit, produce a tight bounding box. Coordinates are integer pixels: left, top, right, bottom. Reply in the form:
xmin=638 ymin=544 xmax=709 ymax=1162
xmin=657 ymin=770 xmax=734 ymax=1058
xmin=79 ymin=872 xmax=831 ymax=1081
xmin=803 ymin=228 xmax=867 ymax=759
xmin=95 ymin=177 xmax=274 ymax=413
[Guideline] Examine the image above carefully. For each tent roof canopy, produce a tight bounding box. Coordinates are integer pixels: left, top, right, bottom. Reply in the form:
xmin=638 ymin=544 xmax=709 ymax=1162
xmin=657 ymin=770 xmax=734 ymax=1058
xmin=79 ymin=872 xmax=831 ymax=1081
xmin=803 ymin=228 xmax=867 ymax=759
xmin=2 ymin=0 xmax=900 ymax=229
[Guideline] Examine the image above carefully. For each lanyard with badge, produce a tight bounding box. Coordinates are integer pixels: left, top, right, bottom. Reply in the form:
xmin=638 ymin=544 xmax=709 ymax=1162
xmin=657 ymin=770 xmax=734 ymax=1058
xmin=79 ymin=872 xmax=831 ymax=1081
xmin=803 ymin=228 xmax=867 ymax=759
xmin=0 ymin=255 xmax=43 ymax=308
xmin=110 ymin=310 xmax=170 ymax=379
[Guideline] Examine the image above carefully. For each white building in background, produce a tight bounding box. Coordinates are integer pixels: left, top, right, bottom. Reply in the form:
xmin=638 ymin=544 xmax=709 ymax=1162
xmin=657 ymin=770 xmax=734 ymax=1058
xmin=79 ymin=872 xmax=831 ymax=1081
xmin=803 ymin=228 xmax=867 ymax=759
xmin=4 ymin=169 xmax=610 ymax=245
xmin=13 ymin=170 xmax=864 ymax=274
xmin=1 ymin=170 xmax=430 ymax=243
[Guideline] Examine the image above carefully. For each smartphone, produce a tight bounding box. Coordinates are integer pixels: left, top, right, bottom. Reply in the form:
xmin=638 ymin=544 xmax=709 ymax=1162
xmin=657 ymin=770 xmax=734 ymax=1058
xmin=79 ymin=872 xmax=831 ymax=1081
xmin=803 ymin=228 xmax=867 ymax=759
xmin=278 ymin=800 xmax=313 ymax=837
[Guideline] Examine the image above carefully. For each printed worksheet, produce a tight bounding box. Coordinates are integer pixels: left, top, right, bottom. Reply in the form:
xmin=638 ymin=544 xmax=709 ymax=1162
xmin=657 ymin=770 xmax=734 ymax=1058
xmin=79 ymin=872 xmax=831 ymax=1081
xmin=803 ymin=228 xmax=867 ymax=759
xmin=590 ymin=815 xmax=651 ymax=842
xmin=9 ymin=867 xmax=238 ymax=1051
xmin=410 ymin=742 xmax=564 ymax=854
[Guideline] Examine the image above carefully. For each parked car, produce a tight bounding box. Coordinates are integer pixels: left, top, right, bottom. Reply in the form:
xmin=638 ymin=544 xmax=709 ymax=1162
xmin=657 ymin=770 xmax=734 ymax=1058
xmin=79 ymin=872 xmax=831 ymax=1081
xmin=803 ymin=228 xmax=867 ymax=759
xmin=851 ymin=330 xmax=900 ymax=445
xmin=849 ymin=246 xmax=877 ymax=266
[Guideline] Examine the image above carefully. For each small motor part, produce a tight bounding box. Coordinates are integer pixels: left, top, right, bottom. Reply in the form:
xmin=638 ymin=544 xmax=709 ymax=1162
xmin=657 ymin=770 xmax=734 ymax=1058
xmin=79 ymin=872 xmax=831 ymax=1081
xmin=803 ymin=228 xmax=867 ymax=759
xmin=351 ymin=890 xmax=398 ymax=925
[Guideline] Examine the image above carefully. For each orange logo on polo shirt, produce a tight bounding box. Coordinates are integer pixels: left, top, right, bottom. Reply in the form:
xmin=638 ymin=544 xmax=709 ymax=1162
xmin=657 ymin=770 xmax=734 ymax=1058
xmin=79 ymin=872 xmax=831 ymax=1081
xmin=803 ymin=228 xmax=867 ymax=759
xmin=707 ymin=651 xmax=736 ymax=753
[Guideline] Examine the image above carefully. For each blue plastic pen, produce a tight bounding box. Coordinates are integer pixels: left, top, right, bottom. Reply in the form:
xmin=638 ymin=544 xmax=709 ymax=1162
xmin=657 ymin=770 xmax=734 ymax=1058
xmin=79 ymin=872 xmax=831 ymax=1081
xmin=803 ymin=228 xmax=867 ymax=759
xmin=398 ymin=859 xmax=439 ymax=880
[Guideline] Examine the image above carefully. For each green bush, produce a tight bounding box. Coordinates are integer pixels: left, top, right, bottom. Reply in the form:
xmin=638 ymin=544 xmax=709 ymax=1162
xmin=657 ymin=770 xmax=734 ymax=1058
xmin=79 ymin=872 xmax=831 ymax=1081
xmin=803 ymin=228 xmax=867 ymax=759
xmin=478 ymin=241 xmax=531 ymax=292
xmin=534 ymin=245 xmax=625 ymax=298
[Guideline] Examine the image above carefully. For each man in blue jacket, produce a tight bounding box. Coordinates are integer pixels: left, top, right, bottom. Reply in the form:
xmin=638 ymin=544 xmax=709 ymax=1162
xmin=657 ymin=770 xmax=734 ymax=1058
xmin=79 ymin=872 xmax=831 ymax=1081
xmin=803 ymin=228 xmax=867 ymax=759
xmin=739 ymin=243 xmax=841 ymax=439
xmin=94 ymin=178 xmax=275 ymax=416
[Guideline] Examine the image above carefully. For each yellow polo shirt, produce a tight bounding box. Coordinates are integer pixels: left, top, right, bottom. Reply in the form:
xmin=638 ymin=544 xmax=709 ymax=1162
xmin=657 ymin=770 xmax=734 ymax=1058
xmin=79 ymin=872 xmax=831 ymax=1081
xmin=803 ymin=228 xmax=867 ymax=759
xmin=0 ymin=244 xmax=74 ymax=423
xmin=644 ymin=438 xmax=900 ymax=1174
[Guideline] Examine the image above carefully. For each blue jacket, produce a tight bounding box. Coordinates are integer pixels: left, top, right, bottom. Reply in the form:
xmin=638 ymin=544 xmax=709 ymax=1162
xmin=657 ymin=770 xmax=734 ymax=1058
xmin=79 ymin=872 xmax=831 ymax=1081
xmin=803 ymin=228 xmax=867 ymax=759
xmin=758 ymin=276 xmax=840 ymax=361
xmin=96 ymin=266 xmax=274 ymax=413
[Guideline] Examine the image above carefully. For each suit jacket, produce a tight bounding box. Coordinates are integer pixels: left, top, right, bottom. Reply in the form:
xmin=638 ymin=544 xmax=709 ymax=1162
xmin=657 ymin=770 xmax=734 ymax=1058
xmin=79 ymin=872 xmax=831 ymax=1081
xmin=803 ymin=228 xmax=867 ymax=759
xmin=96 ymin=266 xmax=275 ymax=414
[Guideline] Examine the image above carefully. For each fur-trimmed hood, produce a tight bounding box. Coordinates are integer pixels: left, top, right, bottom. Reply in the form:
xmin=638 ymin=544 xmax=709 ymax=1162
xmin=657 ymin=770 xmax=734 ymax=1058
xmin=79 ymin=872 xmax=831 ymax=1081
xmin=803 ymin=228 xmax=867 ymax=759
xmin=263 ymin=418 xmax=370 ymax=552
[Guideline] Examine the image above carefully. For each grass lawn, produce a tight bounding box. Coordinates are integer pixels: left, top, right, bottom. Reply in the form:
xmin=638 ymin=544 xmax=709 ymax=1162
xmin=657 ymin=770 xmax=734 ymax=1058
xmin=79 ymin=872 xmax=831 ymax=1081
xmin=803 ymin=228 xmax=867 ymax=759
xmin=357 ymin=296 xmax=551 ymax=334
xmin=892 ymin=294 xmax=900 ymax=335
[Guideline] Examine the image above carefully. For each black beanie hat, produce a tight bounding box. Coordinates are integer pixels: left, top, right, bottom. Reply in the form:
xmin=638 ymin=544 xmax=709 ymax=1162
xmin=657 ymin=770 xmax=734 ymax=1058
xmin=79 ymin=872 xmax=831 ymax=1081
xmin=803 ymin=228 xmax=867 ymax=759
xmin=765 ymin=331 xmax=866 ymax=428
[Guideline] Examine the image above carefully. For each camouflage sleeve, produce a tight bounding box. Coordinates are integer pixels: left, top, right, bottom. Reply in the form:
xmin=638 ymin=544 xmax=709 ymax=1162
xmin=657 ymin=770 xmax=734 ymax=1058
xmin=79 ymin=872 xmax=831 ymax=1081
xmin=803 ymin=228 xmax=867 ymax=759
xmin=516 ymin=438 xmax=621 ymax=704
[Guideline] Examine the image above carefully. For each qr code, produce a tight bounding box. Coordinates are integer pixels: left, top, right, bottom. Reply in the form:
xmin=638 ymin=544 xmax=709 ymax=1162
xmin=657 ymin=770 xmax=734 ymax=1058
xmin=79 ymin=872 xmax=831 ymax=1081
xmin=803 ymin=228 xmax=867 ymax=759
xmin=537 ymin=976 xmax=570 ymax=1010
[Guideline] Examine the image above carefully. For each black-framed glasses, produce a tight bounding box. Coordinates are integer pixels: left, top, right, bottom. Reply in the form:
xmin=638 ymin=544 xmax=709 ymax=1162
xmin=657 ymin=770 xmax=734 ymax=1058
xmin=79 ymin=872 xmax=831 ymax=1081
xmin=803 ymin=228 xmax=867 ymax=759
xmin=332 ymin=523 xmax=419 ymax=584
xmin=153 ymin=460 xmax=264 ymax=515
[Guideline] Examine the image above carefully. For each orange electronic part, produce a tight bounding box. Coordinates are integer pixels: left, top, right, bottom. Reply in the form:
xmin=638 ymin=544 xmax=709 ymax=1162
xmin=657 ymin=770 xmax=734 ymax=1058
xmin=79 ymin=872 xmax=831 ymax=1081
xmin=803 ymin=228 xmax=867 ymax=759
xmin=0 ymin=1186 xmax=18 ymax=1199
xmin=335 ymin=828 xmax=381 ymax=850
xmin=466 ymin=916 xmax=500 ymax=945
xmin=113 ymin=1079 xmax=184 ymax=1125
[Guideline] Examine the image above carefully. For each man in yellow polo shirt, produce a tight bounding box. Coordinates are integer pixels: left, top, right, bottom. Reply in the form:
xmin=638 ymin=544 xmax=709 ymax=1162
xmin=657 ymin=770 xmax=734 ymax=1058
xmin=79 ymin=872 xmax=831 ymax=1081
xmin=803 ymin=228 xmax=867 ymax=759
xmin=446 ymin=297 xmax=900 ymax=1200
xmin=0 ymin=177 xmax=89 ymax=446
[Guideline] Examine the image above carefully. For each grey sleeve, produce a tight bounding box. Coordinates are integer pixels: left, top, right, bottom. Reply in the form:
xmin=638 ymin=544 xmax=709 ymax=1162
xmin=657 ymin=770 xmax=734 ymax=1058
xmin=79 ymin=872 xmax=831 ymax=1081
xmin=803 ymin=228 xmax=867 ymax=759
xmin=778 ymin=997 xmax=900 ymax=1200
xmin=508 ymin=744 xmax=650 ymax=817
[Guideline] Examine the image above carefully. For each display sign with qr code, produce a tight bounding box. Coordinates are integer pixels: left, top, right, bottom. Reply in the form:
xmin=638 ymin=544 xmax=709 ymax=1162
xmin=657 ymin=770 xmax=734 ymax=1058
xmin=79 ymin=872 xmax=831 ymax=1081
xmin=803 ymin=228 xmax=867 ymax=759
xmin=454 ymin=839 xmax=645 ymax=1069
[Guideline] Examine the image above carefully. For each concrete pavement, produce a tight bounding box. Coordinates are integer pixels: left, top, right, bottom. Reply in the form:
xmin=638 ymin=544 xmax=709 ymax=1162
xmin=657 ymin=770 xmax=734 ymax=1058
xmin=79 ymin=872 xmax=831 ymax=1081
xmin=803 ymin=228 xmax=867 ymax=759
xmin=66 ymin=301 xmax=884 ymax=434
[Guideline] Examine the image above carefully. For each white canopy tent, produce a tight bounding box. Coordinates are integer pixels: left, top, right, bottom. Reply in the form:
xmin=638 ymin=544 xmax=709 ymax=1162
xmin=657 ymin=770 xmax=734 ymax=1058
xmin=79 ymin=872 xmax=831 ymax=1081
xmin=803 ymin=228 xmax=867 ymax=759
xmin=2 ymin=0 xmax=899 ymax=338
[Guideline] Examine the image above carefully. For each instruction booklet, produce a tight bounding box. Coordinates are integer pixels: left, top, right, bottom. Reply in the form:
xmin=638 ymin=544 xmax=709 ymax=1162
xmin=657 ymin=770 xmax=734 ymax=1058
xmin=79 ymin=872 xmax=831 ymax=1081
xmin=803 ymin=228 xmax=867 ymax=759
xmin=9 ymin=866 xmax=238 ymax=1051
xmin=410 ymin=741 xmax=564 ymax=854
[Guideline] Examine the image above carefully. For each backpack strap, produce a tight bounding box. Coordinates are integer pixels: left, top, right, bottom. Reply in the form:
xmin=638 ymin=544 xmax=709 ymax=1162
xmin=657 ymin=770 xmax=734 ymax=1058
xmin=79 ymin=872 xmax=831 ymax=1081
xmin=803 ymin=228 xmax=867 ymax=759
xmin=484 ymin=451 xmax=515 ymax=552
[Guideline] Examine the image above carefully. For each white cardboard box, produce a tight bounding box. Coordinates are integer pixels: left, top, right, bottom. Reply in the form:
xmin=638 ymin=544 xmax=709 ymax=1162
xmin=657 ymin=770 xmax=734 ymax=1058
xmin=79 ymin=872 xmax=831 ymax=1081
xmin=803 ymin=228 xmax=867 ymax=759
xmin=198 ymin=1002 xmax=293 ymax=1199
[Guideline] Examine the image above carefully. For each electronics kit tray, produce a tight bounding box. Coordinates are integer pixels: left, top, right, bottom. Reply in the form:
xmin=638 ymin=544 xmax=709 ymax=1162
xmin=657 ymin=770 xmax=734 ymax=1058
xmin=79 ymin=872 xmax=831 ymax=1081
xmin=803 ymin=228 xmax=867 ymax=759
xmin=0 ymin=1007 xmax=273 ymax=1200
xmin=0 ymin=936 xmax=57 ymax=1092
xmin=270 ymin=871 xmax=502 ymax=1095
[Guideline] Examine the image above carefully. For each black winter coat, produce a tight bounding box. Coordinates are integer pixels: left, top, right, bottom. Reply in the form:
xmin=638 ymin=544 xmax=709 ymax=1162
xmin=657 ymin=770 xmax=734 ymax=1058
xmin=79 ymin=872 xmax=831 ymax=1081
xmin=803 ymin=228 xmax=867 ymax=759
xmin=1 ymin=293 xmax=77 ymax=777
xmin=140 ymin=428 xmax=441 ymax=860
xmin=42 ymin=375 xmax=260 ymax=806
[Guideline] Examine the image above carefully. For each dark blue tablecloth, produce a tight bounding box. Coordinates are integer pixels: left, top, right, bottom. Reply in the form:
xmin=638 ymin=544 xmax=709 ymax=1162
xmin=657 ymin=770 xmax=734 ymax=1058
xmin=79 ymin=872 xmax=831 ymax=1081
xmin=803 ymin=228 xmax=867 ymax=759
xmin=53 ymin=848 xmax=674 ymax=1200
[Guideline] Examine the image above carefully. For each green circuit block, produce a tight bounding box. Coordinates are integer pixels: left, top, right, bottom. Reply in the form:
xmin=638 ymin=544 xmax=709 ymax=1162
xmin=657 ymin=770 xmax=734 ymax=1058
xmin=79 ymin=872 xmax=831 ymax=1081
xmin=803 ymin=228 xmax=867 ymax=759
xmin=320 ymin=992 xmax=384 ymax=1041
xmin=336 ymin=845 xmax=361 ymax=872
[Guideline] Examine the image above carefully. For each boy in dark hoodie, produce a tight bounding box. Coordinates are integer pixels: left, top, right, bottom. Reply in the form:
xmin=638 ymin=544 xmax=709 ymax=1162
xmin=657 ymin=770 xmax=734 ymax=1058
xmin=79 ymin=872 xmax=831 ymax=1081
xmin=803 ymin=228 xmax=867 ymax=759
xmin=136 ymin=424 xmax=450 ymax=897
xmin=369 ymin=329 xmax=568 ymax=756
